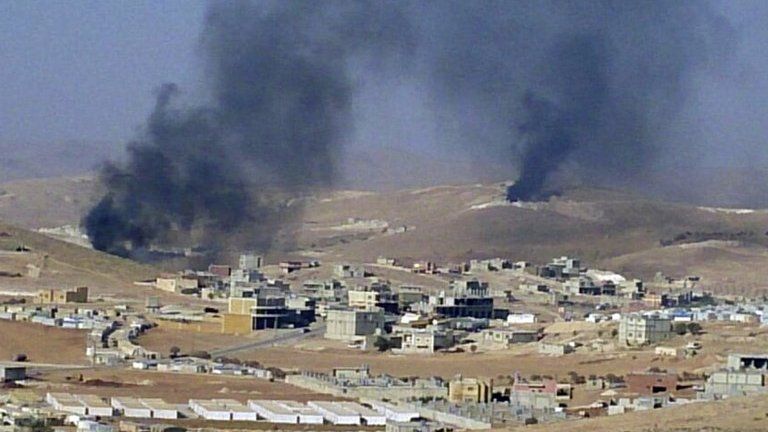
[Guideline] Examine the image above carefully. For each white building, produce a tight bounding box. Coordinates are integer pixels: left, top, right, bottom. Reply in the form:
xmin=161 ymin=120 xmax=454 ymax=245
xmin=277 ymin=401 xmax=325 ymax=424
xmin=308 ymin=401 xmax=360 ymax=425
xmin=248 ymin=400 xmax=298 ymax=424
xmin=47 ymin=393 xmax=87 ymax=416
xmin=337 ymin=402 xmax=386 ymax=426
xmin=507 ymin=313 xmax=537 ymax=324
xmin=367 ymin=400 xmax=419 ymax=423
xmin=111 ymin=398 xmax=151 ymax=419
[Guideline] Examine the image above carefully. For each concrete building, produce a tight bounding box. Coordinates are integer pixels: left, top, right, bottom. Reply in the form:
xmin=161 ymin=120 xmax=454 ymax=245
xmin=278 ymin=401 xmax=325 ymax=424
xmin=334 ymin=263 xmax=366 ymax=279
xmin=482 ymin=328 xmax=539 ymax=346
xmin=349 ymin=286 xmax=399 ymax=313
xmin=325 ymin=307 xmax=386 ymax=341
xmin=424 ymin=280 xmax=494 ymax=319
xmin=367 ymin=400 xmax=420 ymax=423
xmin=538 ymin=342 xmax=574 ymax=356
xmin=155 ymin=275 xmax=199 ymax=294
xmin=76 ymin=394 xmax=113 ymax=417
xmin=625 ymin=372 xmax=679 ymax=395
xmin=448 ymin=377 xmax=492 ymax=403
xmin=308 ymin=401 xmax=360 ymax=425
xmin=0 ymin=365 xmax=26 ymax=382
xmin=727 ymin=353 xmax=768 ymax=371
xmin=36 ymin=286 xmax=88 ymax=304
xmin=248 ymin=400 xmax=298 ymax=424
xmin=394 ymin=327 xmax=454 ymax=354
xmin=222 ymin=295 xmax=315 ymax=333
xmin=337 ymin=402 xmax=387 ymax=426
xmin=46 ymin=393 xmax=87 ymax=415
xmin=705 ymin=370 xmax=766 ymax=397
xmin=239 ymin=253 xmax=263 ymax=271
xmin=111 ymin=397 xmax=152 ymax=419
xmin=618 ymin=313 xmax=673 ymax=346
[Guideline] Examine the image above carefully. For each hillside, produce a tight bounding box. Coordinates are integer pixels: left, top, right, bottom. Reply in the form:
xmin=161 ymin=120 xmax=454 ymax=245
xmin=4 ymin=176 xmax=768 ymax=294
xmin=0 ymin=220 xmax=159 ymax=301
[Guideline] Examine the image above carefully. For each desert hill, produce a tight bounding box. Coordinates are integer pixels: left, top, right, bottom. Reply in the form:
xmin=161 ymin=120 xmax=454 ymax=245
xmin=3 ymin=176 xmax=768 ymax=294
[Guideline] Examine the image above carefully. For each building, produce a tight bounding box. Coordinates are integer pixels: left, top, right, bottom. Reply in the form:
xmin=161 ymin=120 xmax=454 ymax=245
xmin=625 ymin=372 xmax=679 ymax=395
xmin=238 ymin=253 xmax=263 ymax=271
xmin=424 ymin=280 xmax=494 ymax=319
xmin=155 ymin=275 xmax=199 ymax=294
xmin=448 ymin=377 xmax=492 ymax=403
xmin=222 ymin=295 xmax=315 ymax=333
xmin=248 ymin=400 xmax=298 ymax=424
xmin=334 ymin=263 xmax=365 ymax=279
xmin=325 ymin=308 xmax=386 ymax=341
xmin=705 ymin=370 xmax=766 ymax=397
xmin=307 ymin=401 xmax=360 ymax=425
xmin=618 ymin=313 xmax=673 ymax=346
xmin=394 ymin=327 xmax=454 ymax=354
xmin=507 ymin=313 xmax=537 ymax=324
xmin=36 ymin=286 xmax=88 ymax=304
xmin=0 ymin=365 xmax=26 ymax=382
xmin=303 ymin=279 xmax=345 ymax=301
xmin=348 ymin=285 xmax=399 ymax=313
xmin=727 ymin=353 xmax=768 ymax=371
xmin=482 ymin=328 xmax=539 ymax=346
xmin=538 ymin=343 xmax=574 ymax=356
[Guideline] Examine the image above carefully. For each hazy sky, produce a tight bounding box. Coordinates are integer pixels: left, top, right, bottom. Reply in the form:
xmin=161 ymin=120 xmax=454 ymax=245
xmin=2 ymin=0 xmax=768 ymax=186
xmin=0 ymin=0 xmax=206 ymax=147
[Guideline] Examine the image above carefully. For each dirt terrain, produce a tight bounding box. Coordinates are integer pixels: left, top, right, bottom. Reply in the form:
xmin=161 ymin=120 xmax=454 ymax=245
xmin=4 ymin=176 xmax=768 ymax=294
xmin=502 ymin=393 xmax=768 ymax=432
xmin=0 ymin=320 xmax=87 ymax=365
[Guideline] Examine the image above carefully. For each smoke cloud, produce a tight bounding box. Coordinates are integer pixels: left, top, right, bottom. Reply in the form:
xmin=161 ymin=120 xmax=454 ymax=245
xmin=85 ymin=0 xmax=734 ymax=257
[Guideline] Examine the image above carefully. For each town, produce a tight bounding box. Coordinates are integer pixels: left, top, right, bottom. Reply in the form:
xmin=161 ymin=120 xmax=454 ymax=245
xmin=2 ymin=249 xmax=768 ymax=432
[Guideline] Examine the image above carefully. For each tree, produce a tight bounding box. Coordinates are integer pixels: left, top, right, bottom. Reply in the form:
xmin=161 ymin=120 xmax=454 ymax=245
xmin=470 ymin=344 xmax=478 ymax=354
xmin=13 ymin=353 xmax=27 ymax=362
xmin=673 ymin=322 xmax=688 ymax=335
xmin=169 ymin=346 xmax=181 ymax=358
xmin=373 ymin=336 xmax=391 ymax=352
xmin=687 ymin=322 xmax=703 ymax=335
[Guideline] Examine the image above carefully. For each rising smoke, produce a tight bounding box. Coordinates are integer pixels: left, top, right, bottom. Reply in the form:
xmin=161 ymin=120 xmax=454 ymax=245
xmin=85 ymin=0 xmax=732 ymax=256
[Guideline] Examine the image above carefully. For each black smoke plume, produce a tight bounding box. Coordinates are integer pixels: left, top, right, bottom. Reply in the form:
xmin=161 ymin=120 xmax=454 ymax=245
xmin=84 ymin=1 xmax=411 ymax=258
xmin=85 ymin=1 xmax=733 ymax=257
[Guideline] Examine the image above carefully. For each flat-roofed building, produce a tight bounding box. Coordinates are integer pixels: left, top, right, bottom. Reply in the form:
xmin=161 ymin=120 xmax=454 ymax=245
xmin=449 ymin=377 xmax=492 ymax=403
xmin=337 ymin=402 xmax=386 ymax=426
xmin=36 ymin=286 xmax=88 ymax=304
xmin=368 ymin=400 xmax=419 ymax=423
xmin=189 ymin=400 xmax=232 ymax=421
xmin=618 ymin=313 xmax=673 ymax=346
xmin=0 ymin=365 xmax=26 ymax=382
xmin=140 ymin=398 xmax=178 ymax=419
xmin=248 ymin=400 xmax=298 ymax=424
xmin=76 ymin=394 xmax=113 ymax=417
xmin=213 ymin=399 xmax=257 ymax=422
xmin=111 ymin=397 xmax=152 ymax=418
xmin=325 ymin=308 xmax=385 ymax=342
xmin=308 ymin=401 xmax=360 ymax=425
xmin=277 ymin=401 xmax=324 ymax=424
xmin=46 ymin=393 xmax=87 ymax=415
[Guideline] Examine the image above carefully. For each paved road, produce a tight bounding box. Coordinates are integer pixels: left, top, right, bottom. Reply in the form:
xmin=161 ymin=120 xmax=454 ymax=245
xmin=210 ymin=324 xmax=326 ymax=357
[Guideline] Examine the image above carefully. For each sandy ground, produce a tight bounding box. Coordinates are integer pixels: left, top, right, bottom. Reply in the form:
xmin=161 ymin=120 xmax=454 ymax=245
xmin=0 ymin=320 xmax=87 ymax=364
xmin=501 ymin=393 xmax=768 ymax=432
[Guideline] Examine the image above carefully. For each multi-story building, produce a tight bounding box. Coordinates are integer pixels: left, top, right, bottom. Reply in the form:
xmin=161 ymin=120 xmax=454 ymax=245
xmin=36 ymin=286 xmax=88 ymax=304
xmin=325 ymin=308 xmax=386 ymax=342
xmin=448 ymin=377 xmax=492 ymax=403
xmin=618 ymin=313 xmax=673 ymax=346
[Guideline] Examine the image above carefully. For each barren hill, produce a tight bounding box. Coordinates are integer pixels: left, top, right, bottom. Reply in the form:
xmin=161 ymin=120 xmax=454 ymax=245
xmin=4 ymin=176 xmax=768 ymax=293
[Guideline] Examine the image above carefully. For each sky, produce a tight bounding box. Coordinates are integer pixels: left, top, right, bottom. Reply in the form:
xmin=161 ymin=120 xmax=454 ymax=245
xmin=2 ymin=0 xmax=768 ymax=202
xmin=0 ymin=0 xmax=206 ymax=147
